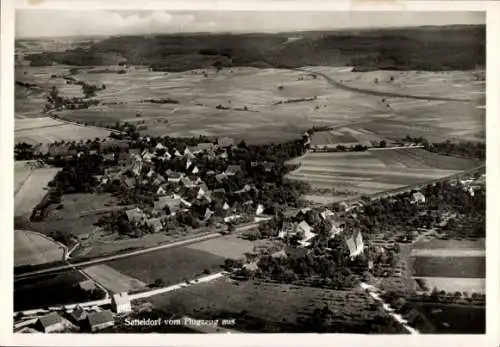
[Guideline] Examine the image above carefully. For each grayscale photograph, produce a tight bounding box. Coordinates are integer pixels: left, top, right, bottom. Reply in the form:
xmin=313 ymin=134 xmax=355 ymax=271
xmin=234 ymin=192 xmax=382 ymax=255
xmin=13 ymin=9 xmax=486 ymax=334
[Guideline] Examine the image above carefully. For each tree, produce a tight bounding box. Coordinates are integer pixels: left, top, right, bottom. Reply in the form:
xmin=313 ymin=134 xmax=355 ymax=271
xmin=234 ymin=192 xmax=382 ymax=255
xmin=152 ymin=278 xmax=165 ymax=287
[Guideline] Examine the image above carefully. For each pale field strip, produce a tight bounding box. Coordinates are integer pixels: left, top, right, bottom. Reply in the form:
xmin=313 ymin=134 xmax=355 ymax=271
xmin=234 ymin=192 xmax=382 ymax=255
xmin=82 ymin=264 xmax=147 ymax=294
xmin=14 ymin=161 xmax=33 ymax=195
xmin=186 ymin=235 xmax=270 ymax=260
xmin=15 ymin=117 xmax=63 ymax=131
xmin=411 ymin=249 xmax=486 ymax=257
xmin=304 ymin=195 xmax=354 ymax=204
xmin=14 ymin=230 xmax=64 ymax=267
xmin=16 ymin=123 xmax=112 ymax=145
xmin=14 ymin=167 xmax=61 ymax=217
xmin=292 ymin=166 xmax=459 ymax=178
xmin=414 ymin=277 xmax=485 ymax=294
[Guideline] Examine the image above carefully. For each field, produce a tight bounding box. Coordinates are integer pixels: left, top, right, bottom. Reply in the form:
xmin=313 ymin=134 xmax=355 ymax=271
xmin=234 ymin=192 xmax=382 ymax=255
xmin=413 ymin=256 xmax=485 ymax=278
xmin=414 ymin=277 xmax=485 ymax=294
xmin=14 ymin=269 xmax=106 ymax=312
xmin=286 ymin=148 xmax=479 ymax=203
xmin=15 ymin=63 xmax=485 ymax=144
xmin=15 ymin=214 xmax=102 ymax=239
xmin=82 ymin=264 xmax=147 ymax=293
xmin=15 ymin=117 xmax=112 ymax=145
xmin=14 ymin=167 xmax=61 ymax=217
xmin=413 ymin=238 xmax=485 ymax=250
xmin=186 ymin=235 xmax=271 ymax=260
xmin=14 ymin=161 xmax=37 ymax=195
xmin=147 ymin=278 xmax=405 ymax=333
xmin=106 ymin=246 xmax=226 ymax=285
xmin=402 ymin=302 xmax=485 ymax=334
xmin=14 ymin=229 xmax=65 ymax=267
xmin=310 ymin=127 xmax=389 ymax=147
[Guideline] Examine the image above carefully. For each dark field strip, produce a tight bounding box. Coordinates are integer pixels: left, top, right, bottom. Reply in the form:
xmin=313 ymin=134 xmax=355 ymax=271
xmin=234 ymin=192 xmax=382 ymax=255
xmin=14 ymin=270 xmax=106 ymax=312
xmin=413 ymin=256 xmax=485 ymax=278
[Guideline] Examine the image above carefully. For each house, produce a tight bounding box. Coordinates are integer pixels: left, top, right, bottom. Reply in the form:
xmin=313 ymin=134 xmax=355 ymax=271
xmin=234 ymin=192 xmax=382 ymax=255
xmin=103 ymin=153 xmax=115 ymax=162
xmin=295 ymin=221 xmax=316 ymax=247
xmin=146 ymin=218 xmax=164 ymax=232
xmin=36 ymin=312 xmax=64 ymax=333
xmin=180 ymin=197 xmax=192 ymax=208
xmin=224 ymin=214 xmax=241 ymax=223
xmin=186 ymin=159 xmax=192 ymax=170
xmin=129 ymin=148 xmax=141 ymax=157
xmin=174 ymin=149 xmax=182 ymax=157
xmin=296 ymin=207 xmax=311 ymax=219
xmin=85 ymin=310 xmax=114 ymax=332
xmin=78 ymin=279 xmax=97 ymax=292
xmin=215 ymin=173 xmax=227 ymax=183
xmin=242 ymin=262 xmax=259 ymax=272
xmin=212 ymin=188 xmax=226 ymax=196
xmin=70 ymin=305 xmax=88 ymax=323
xmin=196 ymin=187 xmax=209 ymax=200
xmin=256 ymin=204 xmax=264 ymax=216
xmin=320 ymin=208 xmax=335 ymax=221
xmin=225 ymin=165 xmax=241 ymax=176
xmin=235 ymin=184 xmax=252 ymax=194
xmin=204 ymin=208 xmax=214 ymax=220
xmin=155 ymin=143 xmax=165 ymax=150
xmin=183 ymin=147 xmax=195 ymax=159
xmin=271 ymin=249 xmax=288 ymax=259
xmin=181 ymin=177 xmax=195 ymax=189
xmin=167 ymin=171 xmax=183 ymax=183
xmin=223 ymin=202 xmax=230 ymax=210
xmin=132 ymin=159 xmax=143 ymax=176
xmin=154 ymin=197 xmax=181 ymax=214
xmin=153 ymin=175 xmax=166 ymax=186
xmin=219 ymin=151 xmax=228 ymax=159
xmin=142 ymin=152 xmax=153 ymax=162
xmin=123 ymin=177 xmax=136 ymax=189
xmin=111 ymin=292 xmax=131 ymax=313
xmin=278 ymin=221 xmax=294 ymax=239
xmin=192 ymin=166 xmax=199 ymax=175
xmin=217 ymin=137 xmax=234 ymax=148
xmin=125 ymin=208 xmax=144 ymax=222
xmin=411 ymin=192 xmax=426 ymax=204
xmin=146 ymin=169 xmax=155 ymax=178
xmin=157 ymin=186 xmax=167 ymax=196
xmin=197 ymin=142 xmax=216 ymax=152
xmin=345 ymin=230 xmax=364 ymax=258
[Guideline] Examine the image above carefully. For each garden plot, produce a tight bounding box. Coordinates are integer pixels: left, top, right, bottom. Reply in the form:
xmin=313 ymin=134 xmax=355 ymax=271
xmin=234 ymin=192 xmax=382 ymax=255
xmin=186 ymin=235 xmax=272 ymax=260
xmin=14 ymin=229 xmax=65 ymax=267
xmin=82 ymin=264 xmax=147 ymax=293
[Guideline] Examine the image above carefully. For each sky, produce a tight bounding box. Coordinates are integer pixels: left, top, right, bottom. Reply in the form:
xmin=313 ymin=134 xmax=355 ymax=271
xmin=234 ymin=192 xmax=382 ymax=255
xmin=15 ymin=10 xmax=485 ymax=38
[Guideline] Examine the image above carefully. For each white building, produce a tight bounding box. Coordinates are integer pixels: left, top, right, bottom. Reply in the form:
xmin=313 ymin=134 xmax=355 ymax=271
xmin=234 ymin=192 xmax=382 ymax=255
xmin=111 ymin=292 xmax=131 ymax=313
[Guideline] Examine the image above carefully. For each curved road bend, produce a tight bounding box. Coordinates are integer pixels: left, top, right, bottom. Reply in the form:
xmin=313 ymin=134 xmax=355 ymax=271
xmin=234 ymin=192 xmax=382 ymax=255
xmin=298 ymin=69 xmax=472 ymax=103
xmin=14 ymin=220 xmax=266 ymax=281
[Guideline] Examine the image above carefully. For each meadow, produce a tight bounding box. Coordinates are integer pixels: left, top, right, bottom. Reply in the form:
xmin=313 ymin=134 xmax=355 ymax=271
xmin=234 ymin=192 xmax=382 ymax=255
xmin=14 ymin=167 xmax=61 ymax=217
xmin=186 ymin=235 xmax=271 ymax=260
xmin=285 ymin=148 xmax=478 ymax=204
xmin=413 ymin=256 xmax=485 ymax=278
xmin=106 ymin=246 xmax=225 ymax=286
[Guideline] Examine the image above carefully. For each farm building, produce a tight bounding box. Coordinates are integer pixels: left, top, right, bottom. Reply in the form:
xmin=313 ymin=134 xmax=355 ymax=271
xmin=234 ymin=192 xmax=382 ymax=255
xmin=217 ymin=137 xmax=234 ymax=148
xmin=345 ymin=230 xmax=364 ymax=258
xmin=183 ymin=147 xmax=195 ymax=159
xmin=78 ymin=279 xmax=97 ymax=292
xmin=295 ymin=221 xmax=316 ymax=247
xmin=166 ymin=171 xmax=183 ymax=183
xmin=146 ymin=218 xmax=164 ymax=232
xmin=70 ymin=305 xmax=88 ymax=323
xmin=411 ymin=192 xmax=426 ymax=204
xmin=225 ymin=165 xmax=242 ymax=176
xmin=84 ymin=310 xmax=114 ymax=332
xmin=320 ymin=208 xmax=335 ymax=220
xmin=36 ymin=312 xmax=64 ymax=333
xmin=111 ymin=292 xmax=131 ymax=313
xmin=192 ymin=166 xmax=199 ymax=174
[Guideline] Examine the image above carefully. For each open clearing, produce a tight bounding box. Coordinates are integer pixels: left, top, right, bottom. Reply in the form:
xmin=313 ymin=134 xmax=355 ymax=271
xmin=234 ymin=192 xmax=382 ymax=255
xmin=14 ymin=269 xmax=106 ymax=312
xmin=14 ymin=167 xmax=61 ymax=217
xmin=147 ymin=278 xmax=405 ymax=333
xmin=82 ymin=264 xmax=147 ymax=293
xmin=413 ymin=256 xmax=485 ymax=278
xmin=186 ymin=235 xmax=272 ymax=260
xmin=16 ymin=66 xmax=485 ymax=144
xmin=106 ymin=246 xmax=225 ymax=285
xmin=14 ymin=229 xmax=65 ymax=267
xmin=286 ymin=148 xmax=478 ymax=203
xmin=413 ymin=238 xmax=485 ymax=250
xmin=15 ymin=117 xmax=112 ymax=145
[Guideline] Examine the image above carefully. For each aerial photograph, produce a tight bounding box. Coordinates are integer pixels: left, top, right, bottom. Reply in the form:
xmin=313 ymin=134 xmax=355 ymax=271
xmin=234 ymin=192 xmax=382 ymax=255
xmin=13 ymin=9 xmax=486 ymax=334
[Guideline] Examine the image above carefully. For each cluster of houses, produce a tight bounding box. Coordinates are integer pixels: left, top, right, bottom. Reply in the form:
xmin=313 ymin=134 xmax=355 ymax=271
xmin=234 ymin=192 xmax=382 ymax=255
xmin=276 ymin=207 xmax=365 ymax=258
xmin=455 ymin=173 xmax=485 ymax=197
xmin=20 ymin=292 xmax=132 ymax=334
xmin=95 ymin=137 xmax=268 ymax=233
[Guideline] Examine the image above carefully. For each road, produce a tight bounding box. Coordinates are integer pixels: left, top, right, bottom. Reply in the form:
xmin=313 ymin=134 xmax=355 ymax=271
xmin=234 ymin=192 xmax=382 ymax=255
xmin=300 ymin=69 xmax=471 ymax=103
xmin=14 ymin=220 xmax=266 ymax=281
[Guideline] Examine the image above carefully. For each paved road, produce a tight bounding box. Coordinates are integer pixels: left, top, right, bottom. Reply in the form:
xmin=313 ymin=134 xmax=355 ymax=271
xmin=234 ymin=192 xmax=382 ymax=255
xmin=300 ymin=69 xmax=471 ymax=103
xmin=14 ymin=220 xmax=266 ymax=281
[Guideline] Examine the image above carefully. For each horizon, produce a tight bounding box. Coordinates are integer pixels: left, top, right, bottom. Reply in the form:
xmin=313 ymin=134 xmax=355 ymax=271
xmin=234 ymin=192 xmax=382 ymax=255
xmin=15 ymin=10 xmax=485 ymax=38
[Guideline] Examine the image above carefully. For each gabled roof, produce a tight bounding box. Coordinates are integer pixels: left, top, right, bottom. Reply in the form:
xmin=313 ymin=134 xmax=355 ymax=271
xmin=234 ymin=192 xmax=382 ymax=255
xmin=215 ymin=173 xmax=227 ymax=182
xmin=296 ymin=221 xmax=313 ymax=234
xmin=225 ymin=165 xmax=241 ymax=175
xmin=38 ymin=312 xmax=62 ymax=328
xmin=70 ymin=306 xmax=87 ymax=321
xmin=112 ymin=292 xmax=130 ymax=304
xmin=125 ymin=208 xmax=143 ymax=222
xmin=147 ymin=217 xmax=164 ymax=230
xmin=87 ymin=310 xmax=114 ymax=327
